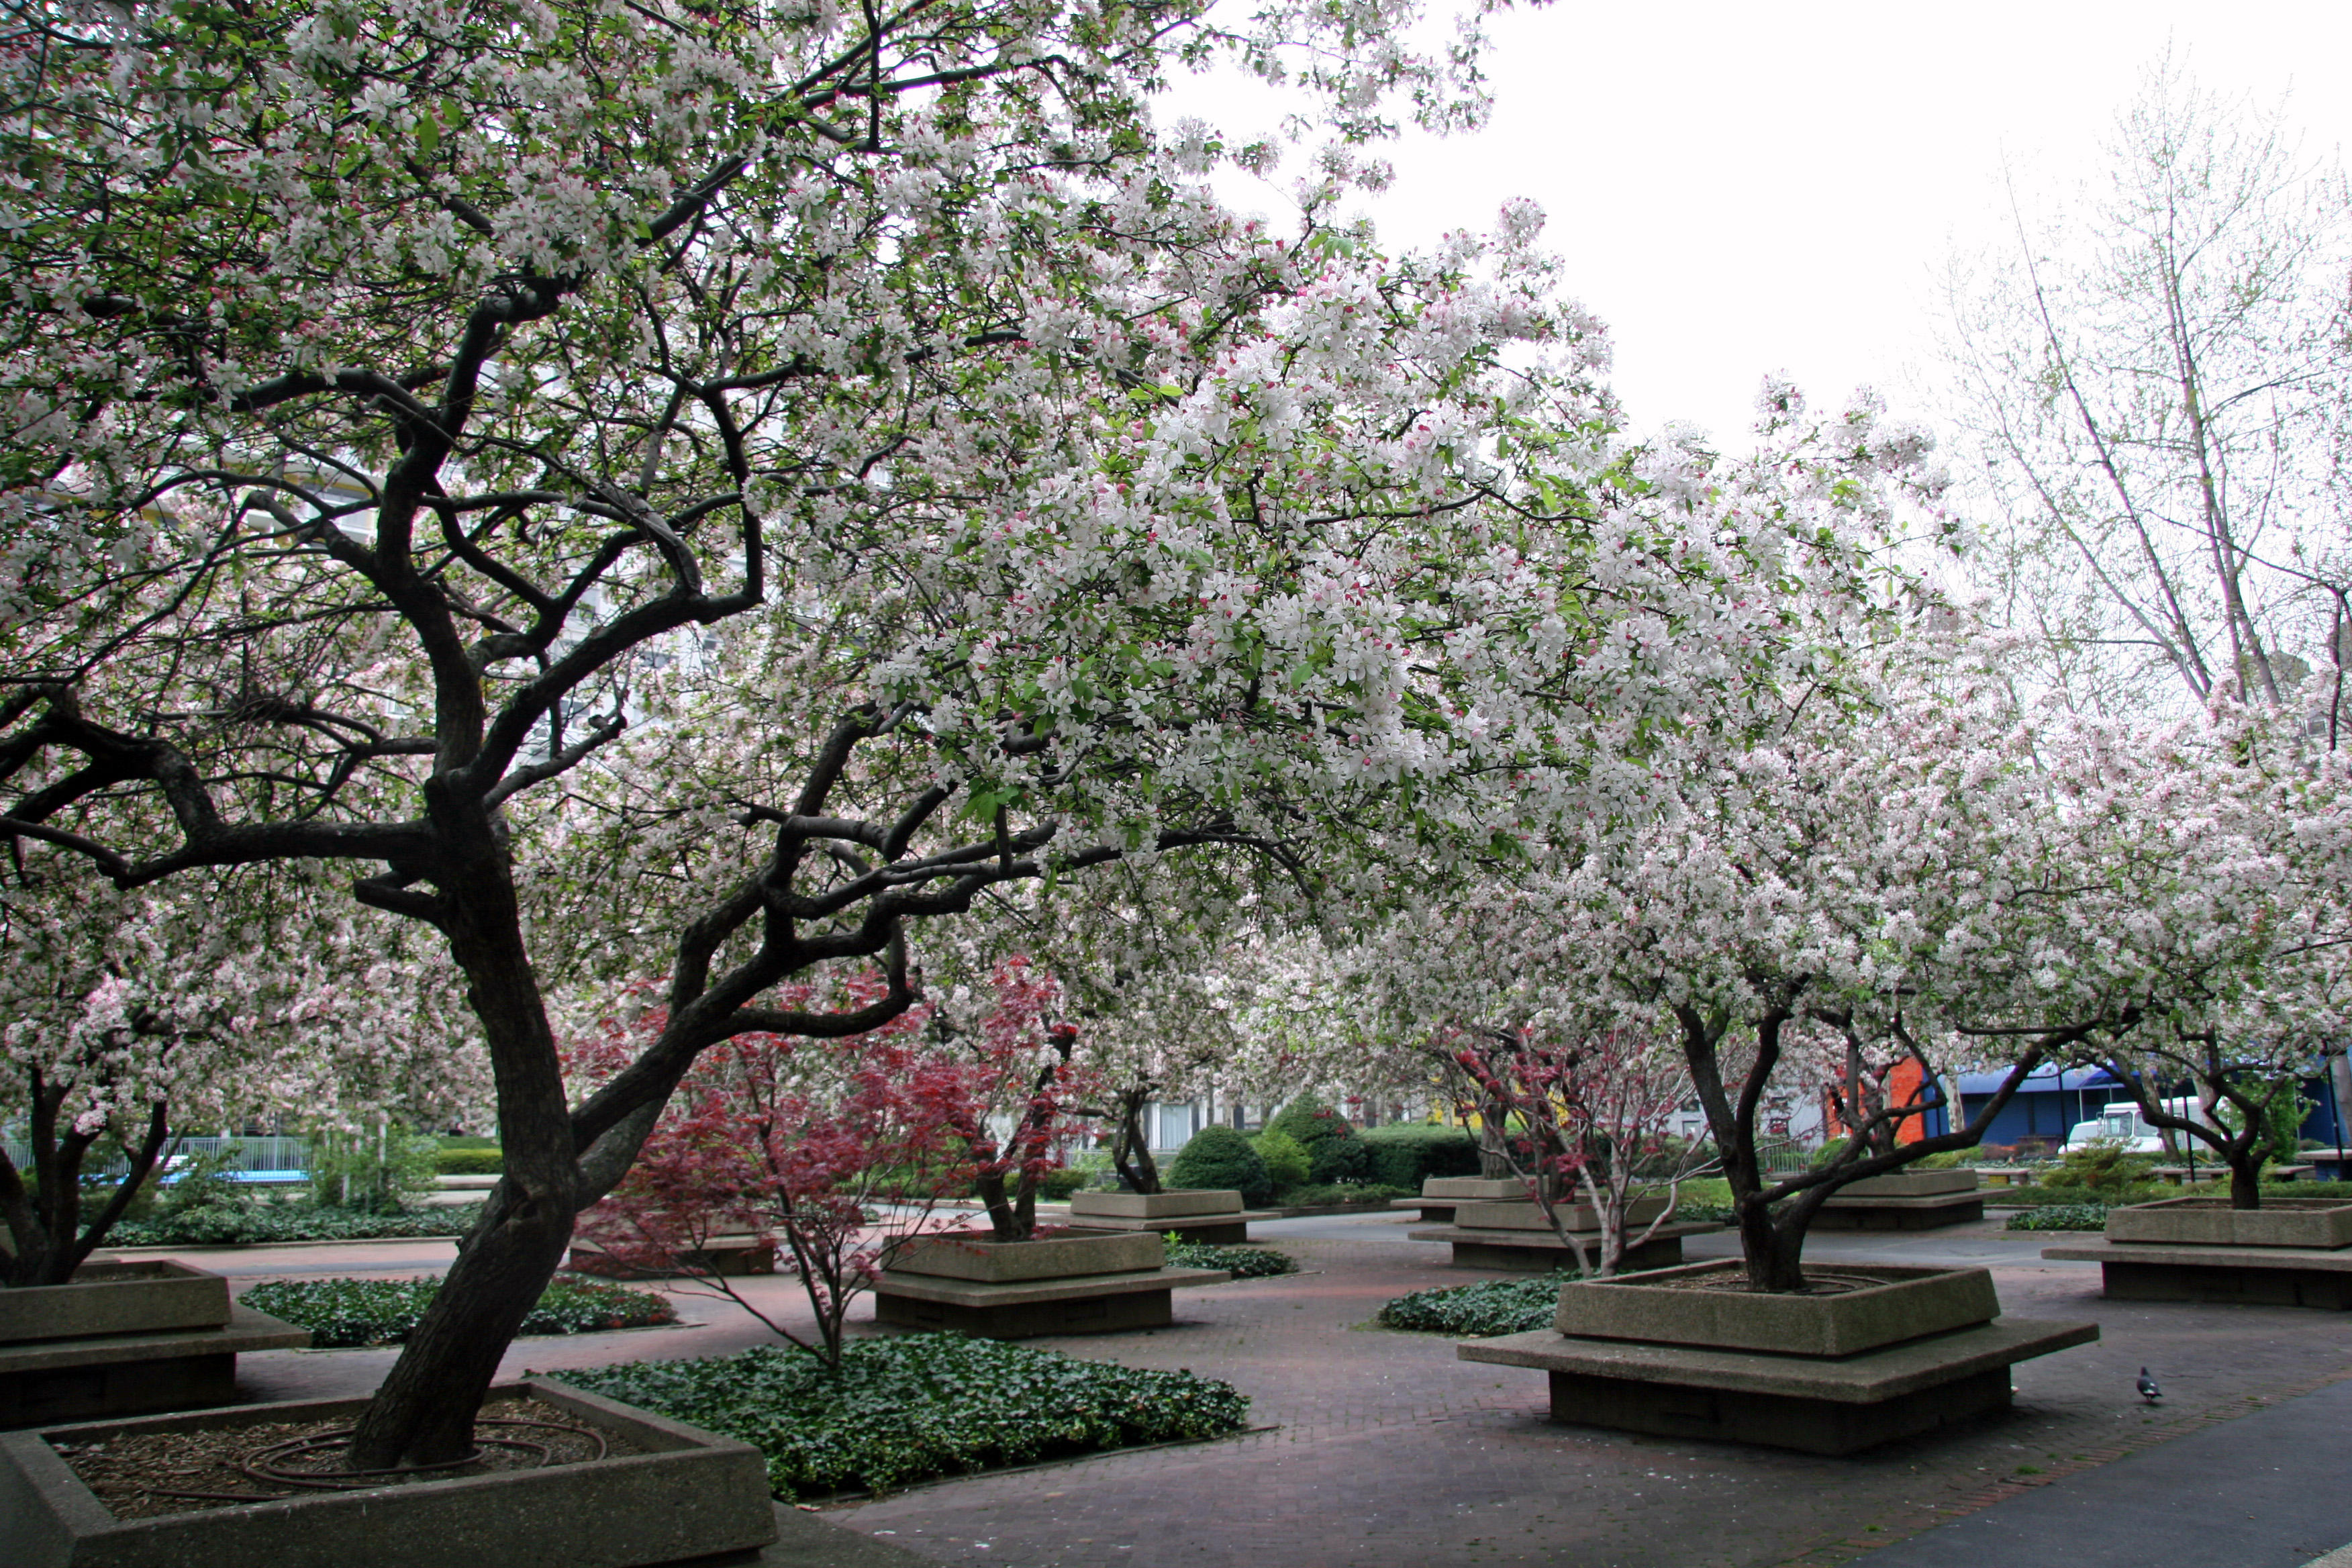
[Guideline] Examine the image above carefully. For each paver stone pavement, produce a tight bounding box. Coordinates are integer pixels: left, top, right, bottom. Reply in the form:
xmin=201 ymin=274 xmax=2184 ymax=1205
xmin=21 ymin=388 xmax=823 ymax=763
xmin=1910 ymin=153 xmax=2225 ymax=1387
xmin=115 ymin=1208 xmax=2352 ymax=1567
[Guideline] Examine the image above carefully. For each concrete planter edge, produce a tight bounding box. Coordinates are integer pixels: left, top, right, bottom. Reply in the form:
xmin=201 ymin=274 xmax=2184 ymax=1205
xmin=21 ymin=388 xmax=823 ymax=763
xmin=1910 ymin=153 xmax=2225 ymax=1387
xmin=0 ymin=1377 xmax=779 ymax=1568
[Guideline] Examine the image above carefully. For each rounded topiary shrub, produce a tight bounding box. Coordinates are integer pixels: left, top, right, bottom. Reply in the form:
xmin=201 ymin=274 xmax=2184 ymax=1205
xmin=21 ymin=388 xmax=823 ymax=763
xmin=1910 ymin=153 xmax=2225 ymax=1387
xmin=1168 ymin=1125 xmax=1271 ymax=1206
xmin=1267 ymin=1099 xmax=1368 ymax=1185
xmin=1253 ymin=1128 xmax=1311 ymax=1190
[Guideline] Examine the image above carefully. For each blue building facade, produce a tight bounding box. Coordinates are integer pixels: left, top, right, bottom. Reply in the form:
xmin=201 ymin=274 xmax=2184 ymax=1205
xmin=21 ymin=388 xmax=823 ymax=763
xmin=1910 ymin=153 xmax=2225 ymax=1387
xmin=1954 ymin=1064 xmax=2351 ymax=1152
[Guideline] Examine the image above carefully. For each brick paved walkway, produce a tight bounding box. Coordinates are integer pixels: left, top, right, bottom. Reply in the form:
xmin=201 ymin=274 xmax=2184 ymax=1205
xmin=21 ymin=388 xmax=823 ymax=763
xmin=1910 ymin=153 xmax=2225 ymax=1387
xmin=165 ymin=1209 xmax=2352 ymax=1567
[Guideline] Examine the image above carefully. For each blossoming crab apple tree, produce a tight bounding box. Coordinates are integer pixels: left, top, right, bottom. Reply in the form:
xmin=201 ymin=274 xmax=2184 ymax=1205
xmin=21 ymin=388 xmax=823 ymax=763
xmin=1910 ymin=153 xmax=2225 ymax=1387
xmin=0 ymin=0 xmax=1669 ymax=1465
xmin=2043 ymin=707 xmax=2352 ymax=1208
xmin=0 ymin=851 xmax=484 ymax=1286
xmin=563 ymin=974 xmax=968 ymax=1366
xmin=1508 ymin=630 xmax=2196 ymax=1293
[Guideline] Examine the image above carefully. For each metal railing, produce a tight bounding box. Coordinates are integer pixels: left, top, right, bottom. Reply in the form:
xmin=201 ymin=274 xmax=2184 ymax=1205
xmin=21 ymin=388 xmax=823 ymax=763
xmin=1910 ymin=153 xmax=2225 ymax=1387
xmin=1 ymin=1134 xmax=311 ymax=1182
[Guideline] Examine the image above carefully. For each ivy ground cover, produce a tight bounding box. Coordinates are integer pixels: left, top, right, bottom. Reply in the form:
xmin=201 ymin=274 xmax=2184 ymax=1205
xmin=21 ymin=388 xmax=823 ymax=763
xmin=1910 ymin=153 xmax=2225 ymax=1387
xmin=240 ymin=1274 xmax=674 ymax=1348
xmin=1377 ymin=1275 xmax=1568 ymax=1338
xmin=564 ymin=1338 xmax=1250 ymax=1499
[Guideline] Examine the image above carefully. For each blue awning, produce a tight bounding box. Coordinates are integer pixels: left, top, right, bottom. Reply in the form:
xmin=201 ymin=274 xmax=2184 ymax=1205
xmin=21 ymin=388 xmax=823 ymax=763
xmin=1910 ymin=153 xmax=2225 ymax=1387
xmin=1954 ymin=1065 xmax=2124 ymax=1095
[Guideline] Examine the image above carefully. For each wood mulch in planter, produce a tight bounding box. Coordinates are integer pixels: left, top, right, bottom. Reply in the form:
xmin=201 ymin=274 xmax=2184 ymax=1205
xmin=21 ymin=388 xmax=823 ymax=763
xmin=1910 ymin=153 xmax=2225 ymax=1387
xmin=54 ymin=1395 xmax=641 ymax=1520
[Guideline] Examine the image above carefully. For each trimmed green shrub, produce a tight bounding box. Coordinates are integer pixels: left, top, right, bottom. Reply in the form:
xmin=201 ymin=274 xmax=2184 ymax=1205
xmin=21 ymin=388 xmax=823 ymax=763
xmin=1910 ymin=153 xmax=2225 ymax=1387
xmin=1163 ymin=1239 xmax=1295 ymax=1277
xmin=1253 ymin=1128 xmax=1311 ymax=1190
xmin=1263 ymin=1099 xmax=1371 ymax=1185
xmin=565 ymin=1338 xmax=1250 ymax=1500
xmin=1035 ymin=1167 xmax=1090 ymax=1202
xmin=1358 ymin=1124 xmax=1479 ymax=1189
xmin=434 ymin=1148 xmax=505 ymax=1175
xmin=2041 ymin=1141 xmax=2159 ymax=1197
xmin=1277 ymin=1182 xmax=1410 ymax=1206
xmin=1378 ymin=1275 xmax=1566 ymax=1336
xmin=241 ymin=1273 xmax=673 ymax=1346
xmin=437 ymin=1134 xmax=500 ymax=1150
xmin=1168 ymin=1125 xmax=1271 ymax=1205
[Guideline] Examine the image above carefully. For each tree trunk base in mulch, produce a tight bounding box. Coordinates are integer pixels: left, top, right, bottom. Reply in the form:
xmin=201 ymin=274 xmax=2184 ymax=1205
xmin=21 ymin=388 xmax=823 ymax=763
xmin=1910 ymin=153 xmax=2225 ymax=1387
xmin=0 ymin=1305 xmax=311 ymax=1430
xmin=1457 ymin=1262 xmax=2098 ymax=1455
xmin=0 ymin=1378 xmax=778 ymax=1568
xmin=2042 ymin=1240 xmax=2352 ymax=1309
xmin=1406 ymin=1222 xmax=1711 ymax=1273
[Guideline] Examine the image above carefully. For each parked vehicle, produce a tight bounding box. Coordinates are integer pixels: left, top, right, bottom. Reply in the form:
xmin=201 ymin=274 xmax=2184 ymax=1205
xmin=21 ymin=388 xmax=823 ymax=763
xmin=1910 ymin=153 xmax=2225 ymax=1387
xmin=2063 ymin=1098 xmax=2209 ymax=1155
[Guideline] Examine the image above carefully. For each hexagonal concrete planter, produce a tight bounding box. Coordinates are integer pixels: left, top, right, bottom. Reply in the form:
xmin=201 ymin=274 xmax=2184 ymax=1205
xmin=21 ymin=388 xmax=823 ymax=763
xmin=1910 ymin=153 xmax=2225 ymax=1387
xmin=1452 ymin=1196 xmax=1671 ymax=1234
xmin=0 ymin=1377 xmax=778 ymax=1568
xmin=1460 ymin=1262 xmax=2097 ymax=1455
xmin=875 ymin=1228 xmax=1227 ymax=1338
xmin=0 ymin=1262 xmax=230 ymax=1344
xmin=1422 ymin=1177 xmax=1538 ymax=1202
xmin=1813 ymin=1169 xmax=1984 ymax=1231
xmin=1062 ymin=1190 xmax=1272 ymax=1243
xmin=1548 ymin=1261 xmax=1998 ymax=1357
xmin=0 ymin=1262 xmax=309 ymax=1430
xmin=2041 ymin=1197 xmax=2352 ymax=1309
xmin=1069 ymin=1190 xmax=1242 ymax=1220
xmin=2105 ymin=1197 xmax=2352 ymax=1250
xmin=890 ymin=1227 xmax=1167 ymax=1282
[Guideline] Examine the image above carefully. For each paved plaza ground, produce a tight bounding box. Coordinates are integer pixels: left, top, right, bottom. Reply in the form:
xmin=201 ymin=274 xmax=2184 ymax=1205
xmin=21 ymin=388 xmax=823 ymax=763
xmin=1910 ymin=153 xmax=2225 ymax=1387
xmin=171 ymin=1208 xmax=2352 ymax=1567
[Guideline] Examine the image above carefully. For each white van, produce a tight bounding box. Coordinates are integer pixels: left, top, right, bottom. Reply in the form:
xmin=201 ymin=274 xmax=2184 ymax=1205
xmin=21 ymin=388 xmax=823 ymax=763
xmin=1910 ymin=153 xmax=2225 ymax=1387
xmin=2062 ymin=1098 xmax=2208 ymax=1155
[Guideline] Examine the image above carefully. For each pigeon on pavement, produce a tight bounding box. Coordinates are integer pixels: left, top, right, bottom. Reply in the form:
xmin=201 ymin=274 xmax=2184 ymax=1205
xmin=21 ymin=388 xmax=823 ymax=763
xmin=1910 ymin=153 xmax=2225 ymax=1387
xmin=2137 ymin=1368 xmax=2162 ymax=1404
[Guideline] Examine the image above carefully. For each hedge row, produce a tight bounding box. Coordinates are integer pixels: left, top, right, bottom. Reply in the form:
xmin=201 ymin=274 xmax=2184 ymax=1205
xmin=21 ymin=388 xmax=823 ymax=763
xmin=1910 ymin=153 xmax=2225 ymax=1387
xmin=1355 ymin=1124 xmax=1480 ymax=1189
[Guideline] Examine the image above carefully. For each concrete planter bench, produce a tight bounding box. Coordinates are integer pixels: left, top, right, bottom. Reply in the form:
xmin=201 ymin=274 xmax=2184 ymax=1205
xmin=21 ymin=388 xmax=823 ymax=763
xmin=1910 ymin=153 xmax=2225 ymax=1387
xmin=1063 ymin=1191 xmax=1273 ymax=1244
xmin=1460 ymin=1261 xmax=2097 ymax=1455
xmin=1407 ymin=1219 xmax=1710 ymax=1273
xmin=0 ymin=1377 xmax=777 ymax=1568
xmin=2106 ymin=1197 xmax=2352 ymax=1249
xmin=1 ymin=1263 xmax=309 ymax=1430
xmin=2041 ymin=1197 xmax=2352 ymax=1309
xmin=566 ymin=1233 xmax=777 ymax=1279
xmin=874 ymin=1228 xmax=1227 ymax=1337
xmin=1452 ymin=1196 xmax=1671 ymax=1233
xmin=1395 ymin=1177 xmax=1541 ymax=1223
xmin=0 ymin=1262 xmax=230 ymax=1344
xmin=1812 ymin=1169 xmax=1984 ymax=1231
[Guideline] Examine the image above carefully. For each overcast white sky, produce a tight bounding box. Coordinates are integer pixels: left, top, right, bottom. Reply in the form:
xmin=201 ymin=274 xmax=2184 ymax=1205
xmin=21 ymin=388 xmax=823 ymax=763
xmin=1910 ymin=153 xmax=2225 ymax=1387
xmin=1163 ymin=0 xmax=2352 ymax=446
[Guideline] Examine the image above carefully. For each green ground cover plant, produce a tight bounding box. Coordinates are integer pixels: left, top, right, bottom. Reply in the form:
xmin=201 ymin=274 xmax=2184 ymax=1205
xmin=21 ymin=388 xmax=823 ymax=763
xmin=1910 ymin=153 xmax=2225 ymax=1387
xmin=1377 ymin=1275 xmax=1567 ymax=1337
xmin=107 ymin=1204 xmax=484 ymax=1246
xmin=565 ymin=1338 xmax=1250 ymax=1499
xmin=242 ymin=1273 xmax=673 ymax=1346
xmin=2005 ymin=1206 xmax=2113 ymax=1231
xmin=1162 ymin=1240 xmax=1295 ymax=1277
